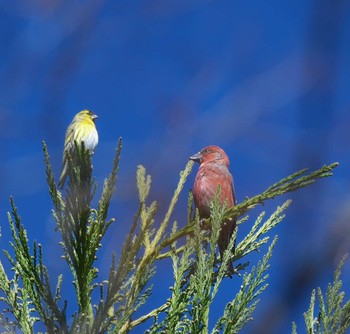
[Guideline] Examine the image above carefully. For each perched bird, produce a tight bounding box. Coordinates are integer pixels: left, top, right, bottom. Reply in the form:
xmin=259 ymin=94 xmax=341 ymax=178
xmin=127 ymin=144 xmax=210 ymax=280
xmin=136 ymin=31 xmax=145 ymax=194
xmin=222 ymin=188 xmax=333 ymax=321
xmin=190 ymin=145 xmax=236 ymax=272
xmin=58 ymin=110 xmax=99 ymax=188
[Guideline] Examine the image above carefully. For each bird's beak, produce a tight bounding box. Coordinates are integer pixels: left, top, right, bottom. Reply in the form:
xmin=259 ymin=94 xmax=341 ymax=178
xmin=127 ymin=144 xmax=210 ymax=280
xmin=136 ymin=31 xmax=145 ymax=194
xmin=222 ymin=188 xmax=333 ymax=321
xmin=91 ymin=113 xmax=98 ymax=120
xmin=189 ymin=152 xmax=202 ymax=163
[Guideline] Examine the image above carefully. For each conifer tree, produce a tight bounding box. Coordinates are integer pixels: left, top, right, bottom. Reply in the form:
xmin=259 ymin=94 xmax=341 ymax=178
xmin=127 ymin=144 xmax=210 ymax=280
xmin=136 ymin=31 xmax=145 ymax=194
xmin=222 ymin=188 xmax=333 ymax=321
xmin=0 ymin=140 xmax=347 ymax=334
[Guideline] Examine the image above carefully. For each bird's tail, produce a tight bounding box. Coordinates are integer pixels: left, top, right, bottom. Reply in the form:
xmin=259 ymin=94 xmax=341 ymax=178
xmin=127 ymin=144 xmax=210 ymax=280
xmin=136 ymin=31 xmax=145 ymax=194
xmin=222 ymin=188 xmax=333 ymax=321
xmin=219 ymin=218 xmax=236 ymax=274
xmin=58 ymin=160 xmax=68 ymax=188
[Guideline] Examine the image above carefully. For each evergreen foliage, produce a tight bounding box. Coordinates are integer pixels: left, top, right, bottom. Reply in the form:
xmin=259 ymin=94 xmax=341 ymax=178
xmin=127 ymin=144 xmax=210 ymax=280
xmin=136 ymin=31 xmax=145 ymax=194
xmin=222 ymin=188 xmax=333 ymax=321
xmin=0 ymin=140 xmax=345 ymax=333
xmin=292 ymin=256 xmax=350 ymax=334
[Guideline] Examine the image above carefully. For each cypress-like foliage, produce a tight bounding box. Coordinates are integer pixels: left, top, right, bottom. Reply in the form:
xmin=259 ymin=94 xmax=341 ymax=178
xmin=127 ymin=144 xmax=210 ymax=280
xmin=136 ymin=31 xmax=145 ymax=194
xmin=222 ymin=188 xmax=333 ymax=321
xmin=0 ymin=140 xmax=346 ymax=334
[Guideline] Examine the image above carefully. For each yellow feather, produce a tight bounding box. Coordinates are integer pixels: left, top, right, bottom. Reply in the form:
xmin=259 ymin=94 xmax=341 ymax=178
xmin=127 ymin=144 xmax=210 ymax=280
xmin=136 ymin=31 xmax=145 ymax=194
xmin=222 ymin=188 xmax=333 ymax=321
xmin=58 ymin=110 xmax=98 ymax=188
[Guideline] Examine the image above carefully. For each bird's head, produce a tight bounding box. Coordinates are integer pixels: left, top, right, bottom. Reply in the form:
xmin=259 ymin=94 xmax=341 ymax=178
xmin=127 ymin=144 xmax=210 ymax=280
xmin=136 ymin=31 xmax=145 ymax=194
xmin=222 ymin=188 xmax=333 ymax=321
xmin=189 ymin=145 xmax=230 ymax=166
xmin=75 ymin=109 xmax=98 ymax=123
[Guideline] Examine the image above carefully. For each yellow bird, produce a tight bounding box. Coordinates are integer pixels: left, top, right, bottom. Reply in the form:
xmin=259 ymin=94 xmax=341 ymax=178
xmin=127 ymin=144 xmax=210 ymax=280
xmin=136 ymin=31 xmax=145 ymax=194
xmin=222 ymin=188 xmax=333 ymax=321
xmin=58 ymin=110 xmax=99 ymax=188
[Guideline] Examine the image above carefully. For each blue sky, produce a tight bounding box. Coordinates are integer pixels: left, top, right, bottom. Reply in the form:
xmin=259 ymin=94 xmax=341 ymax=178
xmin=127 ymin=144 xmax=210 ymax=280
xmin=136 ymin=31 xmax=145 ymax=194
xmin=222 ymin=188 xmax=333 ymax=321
xmin=1 ymin=1 xmax=350 ymax=333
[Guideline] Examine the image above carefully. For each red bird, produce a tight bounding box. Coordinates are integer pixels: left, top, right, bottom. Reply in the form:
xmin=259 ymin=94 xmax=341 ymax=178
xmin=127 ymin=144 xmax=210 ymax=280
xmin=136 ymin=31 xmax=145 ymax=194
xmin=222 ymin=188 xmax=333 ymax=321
xmin=190 ymin=145 xmax=236 ymax=272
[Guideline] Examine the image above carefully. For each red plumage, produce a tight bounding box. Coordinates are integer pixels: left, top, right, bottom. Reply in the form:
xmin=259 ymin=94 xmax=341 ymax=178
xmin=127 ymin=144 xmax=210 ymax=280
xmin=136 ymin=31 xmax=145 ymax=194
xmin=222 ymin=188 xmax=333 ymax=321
xmin=190 ymin=145 xmax=236 ymax=273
